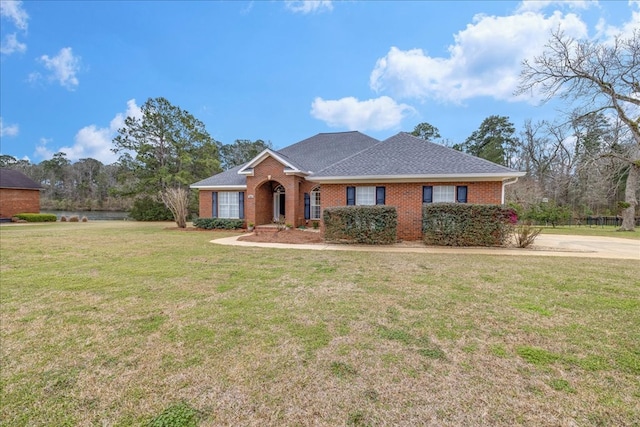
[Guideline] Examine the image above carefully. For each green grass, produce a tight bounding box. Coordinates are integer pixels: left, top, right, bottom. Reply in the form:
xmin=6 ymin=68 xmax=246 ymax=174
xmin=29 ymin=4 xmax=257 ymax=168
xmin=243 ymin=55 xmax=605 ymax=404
xmin=540 ymin=224 xmax=640 ymax=239
xmin=1 ymin=221 xmax=639 ymax=426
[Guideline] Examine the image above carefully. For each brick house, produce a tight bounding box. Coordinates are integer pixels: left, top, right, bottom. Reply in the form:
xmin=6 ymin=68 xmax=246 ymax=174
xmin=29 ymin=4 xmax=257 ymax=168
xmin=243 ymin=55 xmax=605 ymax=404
xmin=191 ymin=131 xmax=525 ymax=240
xmin=0 ymin=169 xmax=42 ymax=219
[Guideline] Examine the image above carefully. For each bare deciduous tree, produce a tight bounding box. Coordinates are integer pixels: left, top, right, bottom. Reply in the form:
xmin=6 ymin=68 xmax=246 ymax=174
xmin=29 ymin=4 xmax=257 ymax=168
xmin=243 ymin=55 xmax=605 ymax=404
xmin=160 ymin=187 xmax=190 ymax=228
xmin=517 ymin=29 xmax=639 ymax=231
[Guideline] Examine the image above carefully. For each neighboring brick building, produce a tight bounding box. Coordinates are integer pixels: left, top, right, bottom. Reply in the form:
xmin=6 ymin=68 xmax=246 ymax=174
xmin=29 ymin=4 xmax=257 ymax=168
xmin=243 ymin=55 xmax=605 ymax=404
xmin=0 ymin=169 xmax=42 ymax=219
xmin=191 ymin=132 xmax=525 ymax=240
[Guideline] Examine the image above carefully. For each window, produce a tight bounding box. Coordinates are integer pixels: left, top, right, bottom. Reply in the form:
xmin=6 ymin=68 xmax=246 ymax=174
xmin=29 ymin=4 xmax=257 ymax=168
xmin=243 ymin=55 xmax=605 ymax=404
xmin=433 ymin=186 xmax=455 ymax=203
xmin=311 ymin=187 xmax=321 ymax=220
xmin=423 ymin=185 xmax=467 ymax=203
xmin=347 ymin=186 xmax=385 ymax=206
xmin=356 ymin=186 xmax=375 ymax=205
xmin=213 ymin=191 xmax=244 ymax=218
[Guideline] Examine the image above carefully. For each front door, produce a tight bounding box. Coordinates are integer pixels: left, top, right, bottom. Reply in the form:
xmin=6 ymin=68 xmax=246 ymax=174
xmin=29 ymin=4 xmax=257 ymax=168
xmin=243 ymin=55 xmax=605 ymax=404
xmin=273 ymin=185 xmax=285 ymax=222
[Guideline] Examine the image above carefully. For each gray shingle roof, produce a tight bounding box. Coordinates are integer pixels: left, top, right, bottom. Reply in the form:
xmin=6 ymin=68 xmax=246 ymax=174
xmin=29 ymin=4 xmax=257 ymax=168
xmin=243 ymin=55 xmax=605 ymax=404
xmin=311 ymin=132 xmax=522 ymax=178
xmin=191 ymin=131 xmax=381 ymax=188
xmin=191 ymin=131 xmax=523 ymax=188
xmin=190 ymin=164 xmax=247 ymax=187
xmin=276 ymin=131 xmax=380 ymax=173
xmin=0 ymin=169 xmax=41 ymax=189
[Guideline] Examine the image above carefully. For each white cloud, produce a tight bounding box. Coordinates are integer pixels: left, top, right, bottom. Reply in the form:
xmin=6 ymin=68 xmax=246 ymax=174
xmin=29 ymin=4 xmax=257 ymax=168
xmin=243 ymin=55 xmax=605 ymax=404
xmin=37 ymin=47 xmax=81 ymax=90
xmin=516 ymin=0 xmax=595 ymax=13
xmin=311 ymin=96 xmax=414 ymax=131
xmin=370 ymin=11 xmax=588 ymax=104
xmin=0 ymin=0 xmax=28 ymax=30
xmin=0 ymin=33 xmax=26 ymax=55
xmin=285 ymin=0 xmax=333 ymax=14
xmin=34 ymin=137 xmax=54 ymax=159
xmin=0 ymin=117 xmax=19 ymax=137
xmin=595 ymin=1 xmax=640 ymax=40
xmin=35 ymin=99 xmax=142 ymax=163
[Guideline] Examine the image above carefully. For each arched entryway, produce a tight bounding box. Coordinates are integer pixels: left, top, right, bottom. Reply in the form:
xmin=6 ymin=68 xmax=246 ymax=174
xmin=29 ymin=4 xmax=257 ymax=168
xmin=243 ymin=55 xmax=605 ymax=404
xmin=253 ymin=180 xmax=288 ymax=226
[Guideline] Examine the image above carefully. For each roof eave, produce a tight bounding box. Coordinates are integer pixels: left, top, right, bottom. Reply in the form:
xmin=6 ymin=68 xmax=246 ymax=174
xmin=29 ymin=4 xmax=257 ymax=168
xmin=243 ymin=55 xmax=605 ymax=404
xmin=307 ymin=172 xmax=526 ymax=183
xmin=189 ymin=184 xmax=247 ymax=190
xmin=0 ymin=186 xmax=42 ymax=190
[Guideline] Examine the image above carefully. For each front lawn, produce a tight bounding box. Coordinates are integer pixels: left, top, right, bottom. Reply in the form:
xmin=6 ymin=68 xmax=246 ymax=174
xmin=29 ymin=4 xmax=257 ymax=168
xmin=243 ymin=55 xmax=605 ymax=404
xmin=1 ymin=222 xmax=639 ymax=426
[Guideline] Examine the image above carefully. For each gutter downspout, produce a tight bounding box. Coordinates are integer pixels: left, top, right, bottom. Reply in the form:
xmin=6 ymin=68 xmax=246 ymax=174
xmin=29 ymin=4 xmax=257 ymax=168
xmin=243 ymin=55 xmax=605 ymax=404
xmin=501 ymin=177 xmax=520 ymax=204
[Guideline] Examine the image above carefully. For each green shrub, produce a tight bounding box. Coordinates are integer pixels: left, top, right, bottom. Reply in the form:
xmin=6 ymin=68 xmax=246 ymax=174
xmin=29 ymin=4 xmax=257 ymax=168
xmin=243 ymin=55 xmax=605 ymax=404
xmin=422 ymin=204 xmax=515 ymax=247
xmin=129 ymin=196 xmax=174 ymax=221
xmin=524 ymin=201 xmax=571 ymax=228
xmin=192 ymin=217 xmax=244 ymax=230
xmin=323 ymin=205 xmax=397 ymax=244
xmin=12 ymin=213 xmax=57 ymax=222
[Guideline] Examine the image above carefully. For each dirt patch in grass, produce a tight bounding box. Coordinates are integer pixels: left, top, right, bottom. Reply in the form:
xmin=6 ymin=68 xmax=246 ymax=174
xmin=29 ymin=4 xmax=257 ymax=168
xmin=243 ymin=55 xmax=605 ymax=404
xmin=238 ymin=229 xmax=325 ymax=244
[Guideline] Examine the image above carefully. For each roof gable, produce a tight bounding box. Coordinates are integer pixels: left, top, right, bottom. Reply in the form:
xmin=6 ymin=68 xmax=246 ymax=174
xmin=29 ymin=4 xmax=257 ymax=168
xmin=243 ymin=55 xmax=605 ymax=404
xmin=237 ymin=149 xmax=304 ymax=175
xmin=0 ymin=169 xmax=41 ymax=190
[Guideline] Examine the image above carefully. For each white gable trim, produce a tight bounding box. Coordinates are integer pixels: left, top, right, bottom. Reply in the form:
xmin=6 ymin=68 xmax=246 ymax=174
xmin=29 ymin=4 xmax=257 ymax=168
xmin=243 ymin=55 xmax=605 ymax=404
xmin=237 ymin=149 xmax=302 ymax=175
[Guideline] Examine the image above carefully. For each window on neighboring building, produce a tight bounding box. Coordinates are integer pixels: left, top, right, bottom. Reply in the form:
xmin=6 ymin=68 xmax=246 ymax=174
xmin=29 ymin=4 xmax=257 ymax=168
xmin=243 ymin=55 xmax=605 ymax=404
xmin=311 ymin=187 xmax=321 ymax=220
xmin=213 ymin=191 xmax=244 ymax=219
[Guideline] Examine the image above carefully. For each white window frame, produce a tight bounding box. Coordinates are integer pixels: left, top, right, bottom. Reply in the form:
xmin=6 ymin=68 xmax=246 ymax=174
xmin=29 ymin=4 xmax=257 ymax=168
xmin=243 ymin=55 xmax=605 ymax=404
xmin=311 ymin=187 xmax=321 ymax=220
xmin=356 ymin=186 xmax=375 ymax=206
xmin=433 ymin=186 xmax=455 ymax=203
xmin=218 ymin=191 xmax=240 ymax=218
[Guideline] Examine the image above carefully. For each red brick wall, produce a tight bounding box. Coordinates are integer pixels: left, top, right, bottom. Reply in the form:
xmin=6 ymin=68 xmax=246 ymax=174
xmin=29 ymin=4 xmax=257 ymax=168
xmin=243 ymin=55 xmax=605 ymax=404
xmin=198 ymin=190 xmax=213 ymax=218
xmin=198 ymin=156 xmax=312 ymax=227
xmin=197 ymin=166 xmax=504 ymax=238
xmin=0 ymin=189 xmax=40 ymax=218
xmin=321 ymin=181 xmax=503 ymax=241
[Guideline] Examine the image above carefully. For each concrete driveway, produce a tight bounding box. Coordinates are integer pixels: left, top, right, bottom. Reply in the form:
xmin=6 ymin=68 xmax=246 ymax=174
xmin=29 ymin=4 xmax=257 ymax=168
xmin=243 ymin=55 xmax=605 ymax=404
xmin=532 ymin=234 xmax=640 ymax=260
xmin=213 ymin=233 xmax=640 ymax=260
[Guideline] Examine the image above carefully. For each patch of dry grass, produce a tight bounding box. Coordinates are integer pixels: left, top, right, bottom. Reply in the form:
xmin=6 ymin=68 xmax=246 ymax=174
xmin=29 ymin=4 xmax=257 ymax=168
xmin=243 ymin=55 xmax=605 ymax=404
xmin=1 ymin=221 xmax=639 ymax=426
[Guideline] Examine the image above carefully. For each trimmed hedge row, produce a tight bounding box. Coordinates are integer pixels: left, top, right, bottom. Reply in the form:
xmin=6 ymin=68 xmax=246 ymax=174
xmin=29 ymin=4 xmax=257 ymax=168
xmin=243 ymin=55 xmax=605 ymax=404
xmin=423 ymin=204 xmax=516 ymax=247
xmin=323 ymin=205 xmax=397 ymax=244
xmin=193 ymin=218 xmax=244 ymax=230
xmin=12 ymin=213 xmax=57 ymax=222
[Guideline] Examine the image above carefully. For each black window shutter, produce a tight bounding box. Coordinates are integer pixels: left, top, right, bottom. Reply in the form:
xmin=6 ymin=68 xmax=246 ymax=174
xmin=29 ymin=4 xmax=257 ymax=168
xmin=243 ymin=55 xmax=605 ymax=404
xmin=304 ymin=193 xmax=310 ymax=220
xmin=346 ymin=186 xmax=356 ymax=205
xmin=456 ymin=186 xmax=468 ymax=203
xmin=212 ymin=192 xmax=218 ymax=218
xmin=376 ymin=186 xmax=386 ymax=205
xmin=423 ymin=186 xmax=433 ymax=203
xmin=239 ymin=192 xmax=245 ymax=218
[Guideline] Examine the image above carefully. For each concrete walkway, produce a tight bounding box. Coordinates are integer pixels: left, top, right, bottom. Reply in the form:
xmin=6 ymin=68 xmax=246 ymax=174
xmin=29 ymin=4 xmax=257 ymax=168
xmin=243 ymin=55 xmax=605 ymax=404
xmin=212 ymin=233 xmax=640 ymax=260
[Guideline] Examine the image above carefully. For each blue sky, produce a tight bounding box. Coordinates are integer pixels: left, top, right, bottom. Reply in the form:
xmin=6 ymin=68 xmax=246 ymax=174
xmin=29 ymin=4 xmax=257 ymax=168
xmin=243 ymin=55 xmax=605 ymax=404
xmin=0 ymin=0 xmax=638 ymax=164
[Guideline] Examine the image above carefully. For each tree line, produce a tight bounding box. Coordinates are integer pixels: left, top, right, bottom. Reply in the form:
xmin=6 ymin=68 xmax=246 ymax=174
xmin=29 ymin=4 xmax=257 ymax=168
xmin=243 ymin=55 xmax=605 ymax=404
xmin=0 ymin=97 xmax=272 ymax=217
xmin=1 ymin=30 xmax=637 ymax=230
